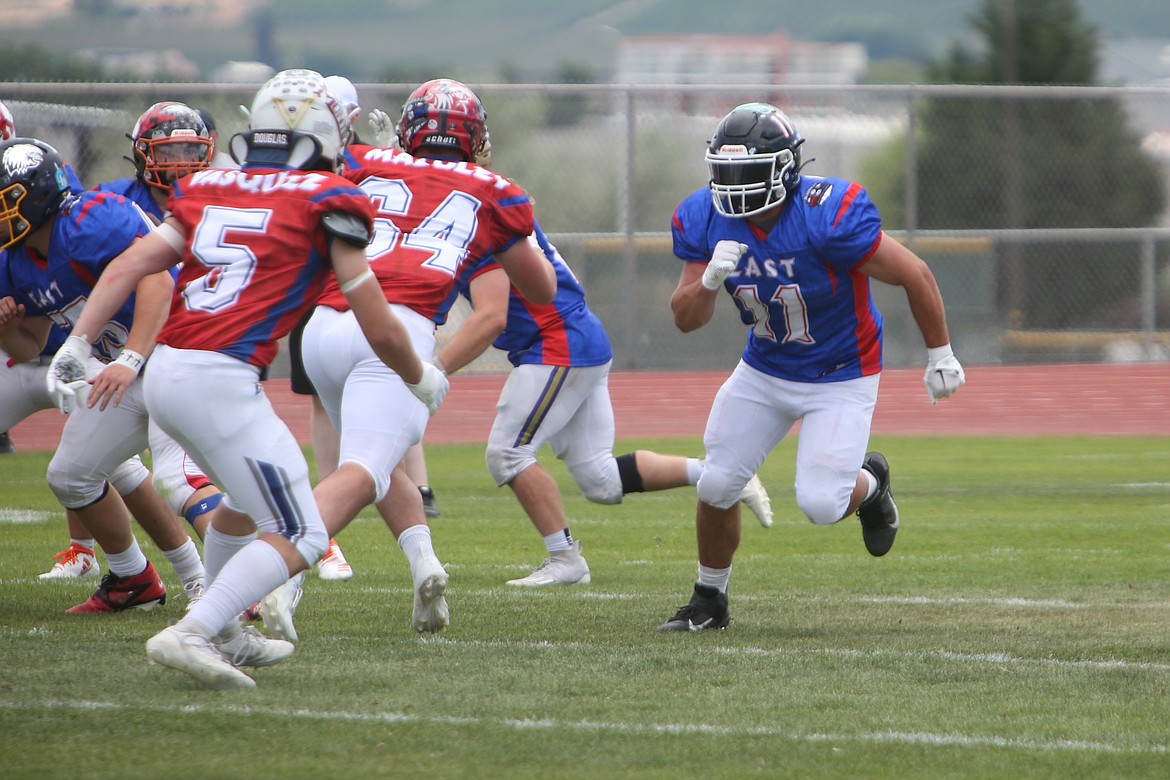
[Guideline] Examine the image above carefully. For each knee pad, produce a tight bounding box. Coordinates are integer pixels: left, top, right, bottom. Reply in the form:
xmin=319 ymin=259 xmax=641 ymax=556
xmin=797 ymin=491 xmax=844 ymax=526
xmin=695 ymin=466 xmax=742 ymax=511
xmin=575 ymin=456 xmax=623 ymax=505
xmin=293 ymin=518 xmax=330 ymax=568
xmin=46 ymin=454 xmax=107 ymax=510
xmin=109 ymin=456 xmax=150 ymax=497
xmin=795 ymin=464 xmax=854 ymax=525
xmin=249 ymin=499 xmax=330 ymax=567
xmin=486 ymin=442 xmax=537 ymax=487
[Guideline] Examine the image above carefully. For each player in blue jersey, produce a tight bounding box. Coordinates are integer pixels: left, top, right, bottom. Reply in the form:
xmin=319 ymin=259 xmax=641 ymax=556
xmin=29 ymin=103 xmax=226 ymax=581
xmin=0 ymin=137 xmax=206 ymax=613
xmin=94 ymin=102 xmax=214 ymax=225
xmin=659 ymin=103 xmax=965 ymax=631
xmin=434 ymin=135 xmax=773 ymax=586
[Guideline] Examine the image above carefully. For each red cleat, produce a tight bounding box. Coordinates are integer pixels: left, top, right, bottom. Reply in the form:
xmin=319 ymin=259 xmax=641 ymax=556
xmin=66 ymin=562 xmax=167 ymax=614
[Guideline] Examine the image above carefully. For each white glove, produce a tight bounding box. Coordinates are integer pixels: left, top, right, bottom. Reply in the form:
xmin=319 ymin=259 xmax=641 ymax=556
xmin=701 ymin=240 xmax=747 ymax=290
xmin=368 ymin=108 xmax=397 ymax=148
xmin=924 ymin=344 xmax=965 ymax=404
xmin=406 ymin=362 xmax=450 ymax=416
xmin=46 ymin=335 xmax=92 ymax=414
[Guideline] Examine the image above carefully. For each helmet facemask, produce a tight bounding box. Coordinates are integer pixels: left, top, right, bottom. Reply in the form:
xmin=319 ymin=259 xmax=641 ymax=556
xmin=0 ymin=139 xmax=69 ymax=251
xmin=131 ymin=102 xmax=213 ymax=192
xmin=706 ymin=147 xmax=796 ymax=217
xmin=705 ymin=103 xmax=805 ymax=218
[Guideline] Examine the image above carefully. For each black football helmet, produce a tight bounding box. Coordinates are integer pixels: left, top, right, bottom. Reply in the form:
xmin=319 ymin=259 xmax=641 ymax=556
xmin=0 ymin=138 xmax=71 ymax=251
xmin=706 ymin=103 xmax=805 ymax=217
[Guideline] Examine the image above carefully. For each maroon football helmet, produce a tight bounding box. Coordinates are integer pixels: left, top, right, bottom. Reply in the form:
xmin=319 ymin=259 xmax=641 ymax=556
xmin=396 ymin=79 xmax=487 ymax=162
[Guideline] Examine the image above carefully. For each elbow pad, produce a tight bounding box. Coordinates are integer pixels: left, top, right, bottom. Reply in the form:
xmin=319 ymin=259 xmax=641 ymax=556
xmin=321 ymin=211 xmax=371 ymax=248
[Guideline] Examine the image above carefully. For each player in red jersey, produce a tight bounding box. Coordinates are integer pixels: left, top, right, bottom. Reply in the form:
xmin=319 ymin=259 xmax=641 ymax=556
xmin=258 ymin=78 xmax=556 ymax=640
xmin=50 ymin=69 xmax=449 ymax=689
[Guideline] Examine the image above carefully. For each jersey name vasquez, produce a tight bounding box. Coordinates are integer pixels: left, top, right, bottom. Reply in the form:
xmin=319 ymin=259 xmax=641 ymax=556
xmin=356 ymin=148 xmax=511 ymax=190
xmin=185 ymin=168 xmax=332 ymax=194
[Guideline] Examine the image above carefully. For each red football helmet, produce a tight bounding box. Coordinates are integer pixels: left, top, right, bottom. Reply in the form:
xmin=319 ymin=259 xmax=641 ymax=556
xmin=0 ymin=101 xmax=15 ymax=141
xmin=396 ymin=79 xmax=487 ymax=162
xmin=131 ymin=101 xmax=213 ymax=191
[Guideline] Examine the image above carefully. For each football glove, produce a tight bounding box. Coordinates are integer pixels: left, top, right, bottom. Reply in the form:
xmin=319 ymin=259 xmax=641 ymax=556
xmin=406 ymin=363 xmax=449 ymax=416
xmin=923 ymin=345 xmax=965 ymax=404
xmin=368 ymin=108 xmax=396 ymax=148
xmin=46 ymin=335 xmax=92 ymax=414
xmin=701 ymin=240 xmax=747 ymax=290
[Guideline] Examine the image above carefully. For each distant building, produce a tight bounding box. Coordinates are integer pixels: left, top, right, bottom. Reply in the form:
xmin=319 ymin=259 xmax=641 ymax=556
xmin=211 ymin=61 xmax=276 ymax=85
xmin=76 ymin=48 xmax=199 ymax=81
xmin=616 ymin=33 xmax=867 ymax=114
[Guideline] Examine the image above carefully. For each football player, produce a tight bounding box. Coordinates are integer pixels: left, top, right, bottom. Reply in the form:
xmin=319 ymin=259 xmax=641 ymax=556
xmin=50 ymin=69 xmax=447 ymax=689
xmin=659 ymin=103 xmax=965 ymax=631
xmin=259 ymin=78 xmax=557 ymax=641
xmin=84 ymin=102 xmax=226 ymax=543
xmin=434 ymin=133 xmax=774 ymax=588
xmin=95 ymin=102 xmax=214 ymax=225
xmin=0 ymin=137 xmax=205 ymax=612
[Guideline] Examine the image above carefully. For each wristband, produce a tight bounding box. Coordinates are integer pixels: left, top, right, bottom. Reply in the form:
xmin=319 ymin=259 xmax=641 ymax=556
xmin=926 ymin=344 xmax=953 ymax=363
xmin=339 ymin=268 xmax=375 ymax=295
xmin=113 ymin=348 xmax=146 ymax=375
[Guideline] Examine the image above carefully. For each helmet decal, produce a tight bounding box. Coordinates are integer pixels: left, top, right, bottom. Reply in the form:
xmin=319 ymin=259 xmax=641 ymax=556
xmin=3 ymin=142 xmax=44 ymax=179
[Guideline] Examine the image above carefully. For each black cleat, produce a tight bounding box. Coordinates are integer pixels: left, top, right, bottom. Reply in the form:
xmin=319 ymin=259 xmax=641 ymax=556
xmin=0 ymin=431 xmax=13 ymax=454
xmin=419 ymin=485 xmax=441 ymax=518
xmin=657 ymin=584 xmax=731 ymax=632
xmin=857 ymin=451 xmax=899 ymax=557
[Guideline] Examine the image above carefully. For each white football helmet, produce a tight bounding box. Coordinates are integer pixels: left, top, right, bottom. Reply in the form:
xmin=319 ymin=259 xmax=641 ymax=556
xmin=234 ymin=68 xmax=350 ymax=173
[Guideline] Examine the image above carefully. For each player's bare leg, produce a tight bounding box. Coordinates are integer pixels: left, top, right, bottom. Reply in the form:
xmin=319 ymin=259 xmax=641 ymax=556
xmin=505 ymin=464 xmax=591 ymax=587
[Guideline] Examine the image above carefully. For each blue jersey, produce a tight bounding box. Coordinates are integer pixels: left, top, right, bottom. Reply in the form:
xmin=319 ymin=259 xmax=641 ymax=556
xmin=94 ymin=177 xmax=165 ymax=223
xmin=672 ymin=175 xmax=885 ymax=383
xmin=458 ymin=224 xmax=612 ymax=367
xmin=1 ymin=191 xmax=153 ymax=362
xmin=0 ymin=250 xmax=66 ymax=357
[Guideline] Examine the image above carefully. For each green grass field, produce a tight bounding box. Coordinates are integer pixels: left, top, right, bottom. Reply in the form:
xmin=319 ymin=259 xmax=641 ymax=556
xmin=2 ymin=436 xmax=1168 ymax=779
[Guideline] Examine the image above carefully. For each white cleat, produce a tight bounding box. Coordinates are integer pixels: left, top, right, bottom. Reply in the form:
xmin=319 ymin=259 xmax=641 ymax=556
xmin=316 ymin=538 xmax=353 ymax=581
xmin=182 ymin=575 xmax=205 ymax=607
xmin=215 ymin=625 xmax=295 ymax=668
xmin=146 ymin=624 xmax=256 ymax=690
xmin=412 ymin=557 xmax=449 ymax=634
xmin=739 ymin=473 xmax=774 ymax=528
xmin=506 ymin=540 xmax=591 ymax=587
xmin=260 ymin=572 xmax=304 ymax=642
xmin=39 ymin=544 xmax=100 ymax=580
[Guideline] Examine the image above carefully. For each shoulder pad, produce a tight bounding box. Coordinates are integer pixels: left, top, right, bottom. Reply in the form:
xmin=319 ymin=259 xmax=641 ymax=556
xmin=321 ymin=210 xmax=371 ymax=248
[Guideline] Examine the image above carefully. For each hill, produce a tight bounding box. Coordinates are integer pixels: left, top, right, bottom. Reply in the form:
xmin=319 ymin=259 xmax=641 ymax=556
xmin=6 ymin=0 xmax=1170 ymax=82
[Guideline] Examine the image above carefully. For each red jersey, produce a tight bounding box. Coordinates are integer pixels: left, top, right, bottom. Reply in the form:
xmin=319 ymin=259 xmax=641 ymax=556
xmin=318 ymin=147 xmax=536 ymax=324
xmin=160 ymin=167 xmax=376 ymax=368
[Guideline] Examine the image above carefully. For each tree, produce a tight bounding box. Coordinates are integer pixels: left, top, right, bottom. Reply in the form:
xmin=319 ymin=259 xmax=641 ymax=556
xmin=884 ymin=0 xmax=1165 ymax=328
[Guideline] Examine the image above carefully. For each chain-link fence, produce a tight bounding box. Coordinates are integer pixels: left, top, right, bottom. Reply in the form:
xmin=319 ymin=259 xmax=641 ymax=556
xmin=5 ymin=81 xmax=1169 ymax=372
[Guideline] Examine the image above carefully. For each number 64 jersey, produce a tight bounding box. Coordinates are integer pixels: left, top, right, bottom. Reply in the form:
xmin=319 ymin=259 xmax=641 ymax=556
xmin=316 ymin=145 xmax=536 ymax=324
xmin=160 ymin=168 xmax=376 ymax=369
xmin=671 ymin=174 xmax=886 ymax=384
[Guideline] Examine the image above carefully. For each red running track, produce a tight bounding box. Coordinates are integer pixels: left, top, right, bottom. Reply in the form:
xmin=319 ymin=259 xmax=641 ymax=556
xmin=6 ymin=363 xmax=1169 ymax=453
